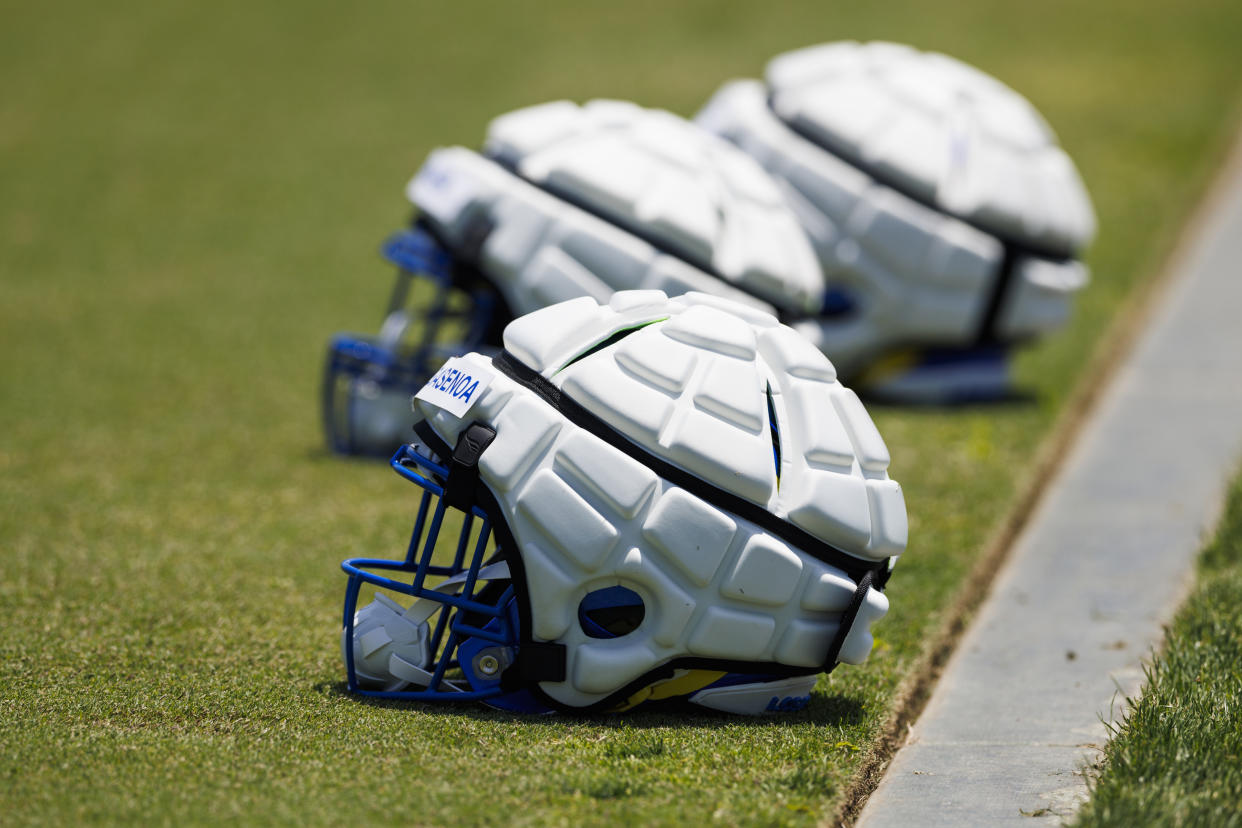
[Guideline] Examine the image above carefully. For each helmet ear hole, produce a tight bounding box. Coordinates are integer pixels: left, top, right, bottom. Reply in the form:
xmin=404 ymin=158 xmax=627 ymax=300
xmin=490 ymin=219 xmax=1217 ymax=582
xmin=578 ymin=586 xmax=645 ymax=639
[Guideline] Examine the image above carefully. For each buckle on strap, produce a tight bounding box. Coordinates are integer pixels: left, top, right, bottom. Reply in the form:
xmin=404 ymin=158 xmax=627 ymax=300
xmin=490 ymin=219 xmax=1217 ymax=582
xmin=443 ymin=422 xmax=497 ymax=512
xmin=822 ymin=568 xmax=876 ymax=671
xmin=874 ymin=556 xmax=896 ymax=591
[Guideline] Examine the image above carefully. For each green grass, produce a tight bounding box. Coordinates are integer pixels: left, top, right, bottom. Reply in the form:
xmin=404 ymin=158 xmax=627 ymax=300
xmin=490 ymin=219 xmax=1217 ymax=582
xmin=2 ymin=0 xmax=1242 ymax=824
xmin=1074 ymin=473 xmax=1242 ymax=827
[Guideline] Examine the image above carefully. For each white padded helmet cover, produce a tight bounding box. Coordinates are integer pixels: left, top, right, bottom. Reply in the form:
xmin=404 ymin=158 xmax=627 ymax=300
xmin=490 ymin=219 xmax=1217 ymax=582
xmin=413 ymin=291 xmax=905 ymax=708
xmin=408 ymin=146 xmax=778 ymax=322
xmin=697 ymin=42 xmax=1095 ymax=376
xmin=478 ymin=99 xmax=823 ymax=314
xmin=764 ymin=41 xmax=1095 ymax=252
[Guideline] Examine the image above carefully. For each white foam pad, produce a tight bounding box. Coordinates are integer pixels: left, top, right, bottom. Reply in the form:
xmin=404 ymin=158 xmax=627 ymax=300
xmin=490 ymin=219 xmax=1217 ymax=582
xmin=344 ymin=594 xmax=430 ymax=691
xmin=689 ymin=675 xmax=820 ymax=715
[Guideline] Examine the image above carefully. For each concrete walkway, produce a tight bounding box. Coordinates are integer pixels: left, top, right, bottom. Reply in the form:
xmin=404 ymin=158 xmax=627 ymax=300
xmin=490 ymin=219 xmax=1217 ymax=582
xmin=856 ymin=139 xmax=1242 ymax=826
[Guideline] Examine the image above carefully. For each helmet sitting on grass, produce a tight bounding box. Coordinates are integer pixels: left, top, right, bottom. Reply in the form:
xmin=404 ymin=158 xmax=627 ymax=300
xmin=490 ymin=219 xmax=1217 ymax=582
xmin=323 ymin=99 xmax=822 ymax=456
xmin=340 ymin=291 xmax=905 ymax=714
xmin=697 ymin=41 xmax=1096 ymax=402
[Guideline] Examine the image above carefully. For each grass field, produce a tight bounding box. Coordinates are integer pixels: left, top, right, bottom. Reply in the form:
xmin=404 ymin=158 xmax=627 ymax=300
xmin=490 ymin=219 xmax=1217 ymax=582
xmin=1074 ymin=473 xmax=1242 ymax=827
xmin=3 ymin=1 xmax=1242 ymax=824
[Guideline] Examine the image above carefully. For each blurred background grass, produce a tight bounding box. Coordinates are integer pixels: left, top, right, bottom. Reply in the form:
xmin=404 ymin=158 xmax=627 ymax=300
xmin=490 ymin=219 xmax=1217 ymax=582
xmin=3 ymin=0 xmax=1242 ymax=824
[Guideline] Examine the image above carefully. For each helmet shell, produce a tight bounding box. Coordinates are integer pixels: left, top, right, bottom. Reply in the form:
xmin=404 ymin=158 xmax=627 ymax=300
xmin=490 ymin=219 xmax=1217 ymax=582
xmin=413 ymin=290 xmax=904 ymax=709
xmin=765 ymin=41 xmax=1095 ymax=252
xmin=409 ymin=99 xmax=824 ymax=318
xmin=697 ymin=42 xmax=1095 ymax=379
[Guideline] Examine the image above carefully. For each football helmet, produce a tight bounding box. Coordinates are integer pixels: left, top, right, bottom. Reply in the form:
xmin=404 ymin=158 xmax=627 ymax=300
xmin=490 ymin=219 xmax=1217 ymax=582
xmin=340 ymin=291 xmax=905 ymax=714
xmin=323 ymin=99 xmax=823 ymax=455
xmin=697 ymin=41 xmax=1096 ymax=402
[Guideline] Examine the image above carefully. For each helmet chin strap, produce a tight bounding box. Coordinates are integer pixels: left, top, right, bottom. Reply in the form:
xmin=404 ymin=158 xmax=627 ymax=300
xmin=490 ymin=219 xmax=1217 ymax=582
xmin=345 ymin=562 xmax=512 ymax=692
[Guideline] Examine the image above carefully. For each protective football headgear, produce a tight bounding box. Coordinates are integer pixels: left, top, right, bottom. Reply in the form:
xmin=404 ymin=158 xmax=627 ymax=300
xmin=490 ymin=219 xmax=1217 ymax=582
xmin=697 ymin=41 xmax=1096 ymax=401
xmin=324 ymin=99 xmax=823 ymax=455
xmin=340 ymin=291 xmax=905 ymax=714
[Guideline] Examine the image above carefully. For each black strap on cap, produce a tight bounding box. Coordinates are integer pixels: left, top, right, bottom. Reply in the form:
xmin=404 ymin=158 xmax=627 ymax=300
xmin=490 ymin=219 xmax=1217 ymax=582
xmin=822 ymin=569 xmax=874 ymax=671
xmin=411 ymin=418 xmax=453 ymax=462
xmin=443 ymin=422 xmax=497 ymax=512
xmin=974 ymin=243 xmax=1019 ymax=347
xmin=874 ymin=557 xmax=895 ymax=591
